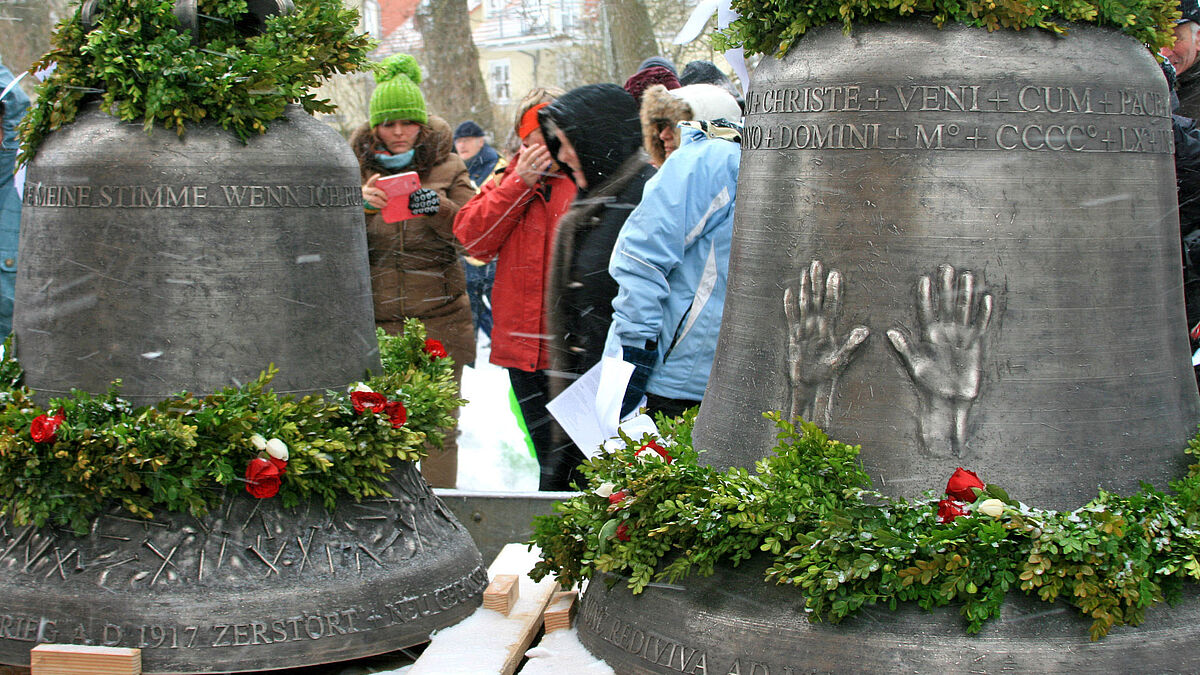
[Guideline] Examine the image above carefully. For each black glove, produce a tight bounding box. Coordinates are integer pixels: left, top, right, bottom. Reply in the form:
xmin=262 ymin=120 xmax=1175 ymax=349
xmin=620 ymin=344 xmax=657 ymax=418
xmin=408 ymin=188 xmax=440 ymax=215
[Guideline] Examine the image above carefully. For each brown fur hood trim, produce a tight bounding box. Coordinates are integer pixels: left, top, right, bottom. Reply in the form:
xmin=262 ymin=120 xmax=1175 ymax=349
xmin=640 ymin=84 xmax=693 ymax=167
xmin=350 ymin=114 xmax=455 ymax=180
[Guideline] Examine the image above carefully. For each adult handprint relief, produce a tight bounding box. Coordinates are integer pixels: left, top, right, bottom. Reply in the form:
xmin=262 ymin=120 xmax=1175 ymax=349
xmin=784 ymin=260 xmax=870 ymax=428
xmin=887 ymin=264 xmax=994 ymax=458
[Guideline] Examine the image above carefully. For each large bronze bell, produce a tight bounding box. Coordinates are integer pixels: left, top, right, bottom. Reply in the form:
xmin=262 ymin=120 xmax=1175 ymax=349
xmin=694 ymin=21 xmax=1200 ymax=511
xmin=5 ymin=103 xmax=487 ymax=672
xmin=578 ymin=20 xmax=1200 ymax=673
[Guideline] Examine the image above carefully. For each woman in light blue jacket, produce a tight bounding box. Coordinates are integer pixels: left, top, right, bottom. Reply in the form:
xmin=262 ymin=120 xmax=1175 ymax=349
xmin=607 ymin=83 xmax=743 ymax=419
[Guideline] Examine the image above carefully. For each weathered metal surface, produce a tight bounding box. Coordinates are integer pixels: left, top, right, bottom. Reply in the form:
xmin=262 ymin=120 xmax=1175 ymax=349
xmin=15 ymin=104 xmax=380 ymax=404
xmin=580 ymin=21 xmax=1200 ymax=675
xmin=578 ymin=560 xmax=1200 ymax=674
xmin=0 ymin=463 xmax=486 ymax=674
xmin=436 ymin=490 xmax=577 ymax=564
xmin=693 ymin=20 xmax=1200 ymax=511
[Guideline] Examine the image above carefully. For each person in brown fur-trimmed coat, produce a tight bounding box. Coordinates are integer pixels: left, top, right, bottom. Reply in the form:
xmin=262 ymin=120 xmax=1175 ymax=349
xmin=354 ymin=53 xmax=476 ymax=488
xmin=639 ymin=83 xmax=744 ymax=167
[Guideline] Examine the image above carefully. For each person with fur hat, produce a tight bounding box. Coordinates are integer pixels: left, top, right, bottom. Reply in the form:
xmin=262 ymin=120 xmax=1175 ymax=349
xmin=640 ymin=83 xmax=743 ymax=167
xmin=537 ymin=83 xmax=657 ymax=489
xmin=607 ymin=84 xmax=744 ymax=419
xmin=353 ymin=53 xmax=476 ymax=488
xmin=453 ymin=88 xmax=578 ymax=489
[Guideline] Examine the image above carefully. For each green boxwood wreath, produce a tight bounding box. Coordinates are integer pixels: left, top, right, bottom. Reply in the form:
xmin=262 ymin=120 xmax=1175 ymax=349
xmin=0 ymin=320 xmax=463 ymax=535
xmin=530 ymin=410 xmax=1200 ymax=641
xmin=712 ymin=0 xmax=1182 ymax=57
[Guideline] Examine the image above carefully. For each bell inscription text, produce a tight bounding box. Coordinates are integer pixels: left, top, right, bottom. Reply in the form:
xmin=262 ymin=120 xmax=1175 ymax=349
xmin=744 ymin=82 xmax=1172 ymax=153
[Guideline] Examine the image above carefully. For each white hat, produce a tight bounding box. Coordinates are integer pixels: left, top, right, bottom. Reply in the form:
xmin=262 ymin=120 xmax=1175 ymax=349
xmin=668 ymin=84 xmax=741 ymax=123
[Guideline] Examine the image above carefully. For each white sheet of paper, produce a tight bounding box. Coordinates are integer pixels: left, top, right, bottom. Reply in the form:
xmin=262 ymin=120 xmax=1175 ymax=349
xmin=546 ymin=358 xmax=634 ymax=458
xmin=596 ymin=356 xmax=636 ymax=430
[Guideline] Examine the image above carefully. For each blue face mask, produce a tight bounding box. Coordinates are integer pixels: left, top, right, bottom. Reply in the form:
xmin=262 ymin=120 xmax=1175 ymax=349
xmin=375 ymin=149 xmax=414 ymax=170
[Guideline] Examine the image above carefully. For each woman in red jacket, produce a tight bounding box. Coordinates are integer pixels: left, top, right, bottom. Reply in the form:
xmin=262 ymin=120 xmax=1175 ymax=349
xmin=454 ymin=88 xmax=577 ymax=490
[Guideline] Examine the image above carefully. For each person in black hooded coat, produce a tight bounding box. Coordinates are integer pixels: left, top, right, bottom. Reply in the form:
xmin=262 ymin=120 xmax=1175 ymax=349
xmin=535 ymin=83 xmax=656 ymax=490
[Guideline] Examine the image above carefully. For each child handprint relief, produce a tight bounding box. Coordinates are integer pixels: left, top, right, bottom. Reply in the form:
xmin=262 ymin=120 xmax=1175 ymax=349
xmin=784 ymin=260 xmax=870 ymax=428
xmin=886 ymin=264 xmax=994 ymax=458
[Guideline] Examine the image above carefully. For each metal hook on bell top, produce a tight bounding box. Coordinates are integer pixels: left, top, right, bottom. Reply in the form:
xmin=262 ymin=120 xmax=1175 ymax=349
xmin=79 ymin=0 xmax=294 ymax=41
xmin=239 ymin=0 xmax=296 ymax=34
xmin=80 ymin=0 xmax=199 ymax=39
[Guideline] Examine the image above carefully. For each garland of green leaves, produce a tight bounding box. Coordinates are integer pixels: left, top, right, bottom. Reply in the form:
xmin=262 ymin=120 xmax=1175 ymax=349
xmin=530 ymin=411 xmax=1200 ymax=641
xmin=0 ymin=320 xmax=462 ymax=535
xmin=17 ymin=0 xmax=373 ymax=164
xmin=712 ymin=0 xmax=1180 ymax=57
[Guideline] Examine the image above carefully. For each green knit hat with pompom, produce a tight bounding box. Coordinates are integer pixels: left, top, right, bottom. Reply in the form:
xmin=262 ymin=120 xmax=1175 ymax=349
xmin=369 ymin=54 xmax=427 ymax=127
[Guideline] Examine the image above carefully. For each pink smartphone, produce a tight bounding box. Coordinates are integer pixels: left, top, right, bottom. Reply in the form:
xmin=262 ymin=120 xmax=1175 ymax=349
xmin=377 ymin=172 xmax=421 ymax=223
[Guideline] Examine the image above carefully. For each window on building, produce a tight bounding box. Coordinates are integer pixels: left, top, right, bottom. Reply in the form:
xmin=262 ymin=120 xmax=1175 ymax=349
xmin=558 ymin=0 xmax=580 ymax=31
xmin=490 ymin=60 xmax=512 ymax=103
xmin=362 ymin=0 xmax=381 ymax=39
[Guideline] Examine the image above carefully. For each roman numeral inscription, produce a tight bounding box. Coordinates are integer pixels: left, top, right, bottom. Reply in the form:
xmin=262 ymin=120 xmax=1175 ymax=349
xmin=743 ymin=82 xmax=1172 ymax=154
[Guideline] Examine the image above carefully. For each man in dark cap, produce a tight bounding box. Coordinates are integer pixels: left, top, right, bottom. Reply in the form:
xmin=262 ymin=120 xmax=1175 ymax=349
xmin=452 ymin=120 xmax=501 ymax=344
xmin=453 ymin=120 xmax=501 ymax=187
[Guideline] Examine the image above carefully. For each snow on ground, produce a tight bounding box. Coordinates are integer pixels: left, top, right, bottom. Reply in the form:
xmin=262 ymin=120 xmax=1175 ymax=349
xmin=366 ymin=339 xmax=615 ymax=675
xmin=455 ymin=337 xmax=541 ymax=492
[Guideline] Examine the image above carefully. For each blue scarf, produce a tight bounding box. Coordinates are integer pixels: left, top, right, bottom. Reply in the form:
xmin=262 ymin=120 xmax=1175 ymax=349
xmin=375 ymin=149 xmax=414 ymax=170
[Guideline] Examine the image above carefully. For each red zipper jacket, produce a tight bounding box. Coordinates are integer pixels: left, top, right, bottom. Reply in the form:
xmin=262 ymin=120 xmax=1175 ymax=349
xmin=453 ymin=154 xmax=577 ymax=371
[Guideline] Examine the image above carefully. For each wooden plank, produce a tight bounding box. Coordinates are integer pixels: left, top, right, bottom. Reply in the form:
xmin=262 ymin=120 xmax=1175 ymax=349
xmin=30 ymin=644 xmax=140 ymax=675
xmin=409 ymin=543 xmax=561 ymax=675
xmin=483 ymin=573 xmax=520 ymax=615
xmin=542 ymin=590 xmax=578 ymax=633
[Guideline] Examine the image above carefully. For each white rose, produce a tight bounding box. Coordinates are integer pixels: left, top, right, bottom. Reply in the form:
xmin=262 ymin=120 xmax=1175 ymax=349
xmin=249 ymin=433 xmax=268 ymax=451
xmin=266 ymin=438 xmax=289 ymax=461
xmin=594 ymin=482 xmax=616 ymax=498
xmin=352 ymin=382 xmax=374 ymax=393
xmin=977 ymin=499 xmax=1005 ymax=518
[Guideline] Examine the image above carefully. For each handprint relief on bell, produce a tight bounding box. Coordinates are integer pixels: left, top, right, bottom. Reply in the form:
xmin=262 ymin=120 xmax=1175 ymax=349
xmin=886 ymin=264 xmax=994 ymax=458
xmin=783 ymin=260 xmax=869 ymax=429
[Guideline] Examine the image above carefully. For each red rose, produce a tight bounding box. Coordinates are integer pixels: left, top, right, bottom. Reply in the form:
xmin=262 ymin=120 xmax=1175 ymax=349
xmin=936 ymin=499 xmax=969 ymax=524
xmin=245 ymin=457 xmax=282 ymax=499
xmin=424 ymin=339 xmax=448 ymax=359
xmin=615 ymin=522 xmax=631 ymax=541
xmin=945 ymin=467 xmax=985 ymax=502
xmin=30 ymin=411 xmax=65 ymax=444
xmin=609 ymin=490 xmax=628 ymax=505
xmin=385 ymin=400 xmax=407 ymax=428
xmin=637 ymin=439 xmax=672 ymax=463
xmin=267 ymin=456 xmax=288 ymax=473
xmin=351 ymin=390 xmax=388 ymax=414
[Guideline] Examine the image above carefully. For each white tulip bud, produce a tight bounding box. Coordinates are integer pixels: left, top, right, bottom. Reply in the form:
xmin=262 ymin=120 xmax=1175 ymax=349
xmin=977 ymin=499 xmax=1005 ymax=518
xmin=594 ymin=482 xmax=616 ymax=498
xmin=352 ymin=382 xmax=374 ymax=393
xmin=266 ymin=438 xmax=289 ymax=462
xmin=249 ymin=433 xmax=268 ymax=451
